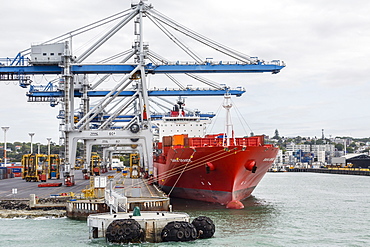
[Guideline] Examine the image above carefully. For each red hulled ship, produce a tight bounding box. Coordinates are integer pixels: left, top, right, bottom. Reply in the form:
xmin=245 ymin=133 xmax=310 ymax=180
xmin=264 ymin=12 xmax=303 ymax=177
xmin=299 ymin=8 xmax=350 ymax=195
xmin=152 ymin=95 xmax=278 ymax=209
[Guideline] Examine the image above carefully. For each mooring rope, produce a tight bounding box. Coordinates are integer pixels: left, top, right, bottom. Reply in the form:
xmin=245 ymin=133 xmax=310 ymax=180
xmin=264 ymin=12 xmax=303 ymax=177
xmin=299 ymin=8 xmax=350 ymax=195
xmin=158 ymin=147 xmax=241 ymax=181
xmin=111 ymin=147 xmax=244 ymax=192
xmin=166 ymin=150 xmax=196 ymax=196
xmin=156 ymin=147 xmax=243 ymax=188
xmin=156 ymin=148 xmax=226 ymax=182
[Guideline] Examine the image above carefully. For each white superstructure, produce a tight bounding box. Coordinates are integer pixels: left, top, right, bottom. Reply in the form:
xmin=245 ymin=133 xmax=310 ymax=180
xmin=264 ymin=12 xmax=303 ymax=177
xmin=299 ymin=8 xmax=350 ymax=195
xmin=153 ymin=116 xmax=210 ymax=140
xmin=151 ymin=99 xmax=212 ymax=140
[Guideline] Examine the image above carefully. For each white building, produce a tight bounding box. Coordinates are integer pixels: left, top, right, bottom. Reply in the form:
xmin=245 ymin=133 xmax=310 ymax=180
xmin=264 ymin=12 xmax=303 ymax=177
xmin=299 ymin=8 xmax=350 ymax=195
xmin=316 ymin=151 xmax=326 ymax=164
xmin=312 ymin=144 xmax=335 ymax=156
xmin=286 ymin=143 xmax=310 ymax=152
xmin=283 ymin=143 xmax=335 ymax=165
xmin=273 ymin=149 xmax=284 ymax=165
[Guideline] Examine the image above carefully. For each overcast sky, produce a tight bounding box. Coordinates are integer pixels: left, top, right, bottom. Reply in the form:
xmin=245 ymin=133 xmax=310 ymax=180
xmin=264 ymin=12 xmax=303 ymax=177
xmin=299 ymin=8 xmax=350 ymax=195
xmin=1 ymin=0 xmax=370 ymax=143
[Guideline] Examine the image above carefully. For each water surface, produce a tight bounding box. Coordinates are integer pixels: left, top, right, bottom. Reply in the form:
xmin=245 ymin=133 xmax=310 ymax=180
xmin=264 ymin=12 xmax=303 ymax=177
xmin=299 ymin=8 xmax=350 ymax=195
xmin=1 ymin=173 xmax=369 ymax=246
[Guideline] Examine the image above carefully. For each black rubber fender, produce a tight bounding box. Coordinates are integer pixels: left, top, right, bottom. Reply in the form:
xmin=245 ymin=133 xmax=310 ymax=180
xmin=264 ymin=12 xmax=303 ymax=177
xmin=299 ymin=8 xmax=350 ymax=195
xmin=191 ymin=216 xmax=215 ymax=239
xmin=110 ymin=229 xmax=117 ymax=236
xmin=184 ymin=229 xmax=191 ymax=238
xmin=124 ymin=227 xmax=132 ymax=235
xmin=106 ymin=219 xmax=143 ymax=243
xmin=176 ymin=230 xmax=184 ymax=240
xmin=161 ymin=221 xmax=197 ymax=242
xmin=174 ymin=222 xmax=181 ymax=229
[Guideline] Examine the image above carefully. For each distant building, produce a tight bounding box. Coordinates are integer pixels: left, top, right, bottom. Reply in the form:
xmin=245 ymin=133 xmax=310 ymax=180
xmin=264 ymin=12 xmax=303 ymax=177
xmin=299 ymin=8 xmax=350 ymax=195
xmin=333 ymin=138 xmax=351 ymax=146
xmin=331 ymin=154 xmax=370 ymax=168
xmin=274 ymin=149 xmax=284 ymax=165
xmin=286 ymin=143 xmax=310 ymax=152
xmin=285 ymin=143 xmax=335 ymax=165
xmin=316 ymin=151 xmax=326 ymax=164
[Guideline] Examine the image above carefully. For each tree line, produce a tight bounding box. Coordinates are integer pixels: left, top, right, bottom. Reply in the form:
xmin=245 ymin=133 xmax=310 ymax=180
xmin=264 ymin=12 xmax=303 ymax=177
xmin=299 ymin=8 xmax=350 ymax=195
xmin=270 ymin=129 xmax=370 ymax=154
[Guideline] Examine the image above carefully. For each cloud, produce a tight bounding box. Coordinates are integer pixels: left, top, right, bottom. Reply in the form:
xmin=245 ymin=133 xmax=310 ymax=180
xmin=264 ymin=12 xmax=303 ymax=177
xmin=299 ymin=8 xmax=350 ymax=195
xmin=1 ymin=0 xmax=370 ymax=143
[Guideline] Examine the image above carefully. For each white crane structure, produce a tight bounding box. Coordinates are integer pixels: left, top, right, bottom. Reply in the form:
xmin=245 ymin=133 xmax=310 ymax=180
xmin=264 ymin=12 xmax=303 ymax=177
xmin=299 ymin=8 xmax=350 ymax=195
xmin=0 ymin=0 xmax=285 ymax=185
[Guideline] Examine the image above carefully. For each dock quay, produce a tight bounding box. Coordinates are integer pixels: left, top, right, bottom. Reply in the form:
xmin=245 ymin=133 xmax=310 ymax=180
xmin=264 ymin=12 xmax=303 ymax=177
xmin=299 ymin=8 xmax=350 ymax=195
xmin=286 ymin=168 xmax=370 ymax=176
xmin=66 ymin=172 xmax=170 ymax=219
xmin=0 ymin=170 xmax=170 ymax=219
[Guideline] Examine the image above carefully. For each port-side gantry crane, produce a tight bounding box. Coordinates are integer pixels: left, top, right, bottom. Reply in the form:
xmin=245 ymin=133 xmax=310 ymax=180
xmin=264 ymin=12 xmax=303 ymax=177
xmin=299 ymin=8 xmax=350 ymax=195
xmin=0 ymin=1 xmax=285 ymax=185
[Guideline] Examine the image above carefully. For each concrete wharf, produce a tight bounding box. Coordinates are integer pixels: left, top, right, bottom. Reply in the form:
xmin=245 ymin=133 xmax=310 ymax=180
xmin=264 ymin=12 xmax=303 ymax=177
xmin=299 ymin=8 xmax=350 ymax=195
xmin=0 ymin=170 xmax=169 ymax=216
xmin=0 ymin=170 xmax=163 ymax=199
xmin=286 ymin=168 xmax=370 ymax=176
xmin=0 ymin=173 xmax=91 ymax=199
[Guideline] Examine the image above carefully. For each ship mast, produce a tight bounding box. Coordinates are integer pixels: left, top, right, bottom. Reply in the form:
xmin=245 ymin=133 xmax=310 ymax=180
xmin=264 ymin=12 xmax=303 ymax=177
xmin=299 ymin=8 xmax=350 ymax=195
xmin=223 ymin=93 xmax=235 ymax=146
xmin=177 ymin=97 xmax=185 ymax=117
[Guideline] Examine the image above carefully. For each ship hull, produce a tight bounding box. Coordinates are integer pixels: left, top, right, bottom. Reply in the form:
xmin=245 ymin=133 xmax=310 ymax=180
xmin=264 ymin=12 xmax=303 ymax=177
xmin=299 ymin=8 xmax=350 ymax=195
xmin=154 ymin=145 xmax=278 ymax=205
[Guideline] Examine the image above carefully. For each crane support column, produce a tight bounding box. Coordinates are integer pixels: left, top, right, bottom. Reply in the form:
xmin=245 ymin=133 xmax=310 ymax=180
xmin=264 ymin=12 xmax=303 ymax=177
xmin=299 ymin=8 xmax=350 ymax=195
xmin=62 ymin=41 xmax=75 ymax=185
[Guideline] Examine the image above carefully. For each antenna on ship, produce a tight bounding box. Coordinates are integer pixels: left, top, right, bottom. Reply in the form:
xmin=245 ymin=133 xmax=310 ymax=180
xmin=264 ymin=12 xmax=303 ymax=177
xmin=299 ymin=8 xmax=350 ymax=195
xmin=222 ymin=92 xmax=235 ymax=146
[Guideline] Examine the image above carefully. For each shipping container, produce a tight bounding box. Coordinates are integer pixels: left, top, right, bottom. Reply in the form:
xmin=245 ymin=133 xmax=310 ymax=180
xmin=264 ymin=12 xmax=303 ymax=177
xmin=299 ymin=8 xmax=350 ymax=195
xmin=9 ymin=167 xmax=22 ymax=173
xmin=163 ymin=136 xmax=173 ymax=147
xmin=172 ymin=134 xmax=188 ymax=146
xmin=7 ymin=167 xmax=13 ymax=174
xmin=0 ymin=167 xmax=8 ymax=179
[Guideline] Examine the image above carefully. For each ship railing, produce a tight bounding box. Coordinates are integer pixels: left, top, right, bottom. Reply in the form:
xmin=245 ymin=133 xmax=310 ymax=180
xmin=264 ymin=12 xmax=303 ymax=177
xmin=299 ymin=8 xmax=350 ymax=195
xmin=187 ymin=136 xmax=264 ymax=147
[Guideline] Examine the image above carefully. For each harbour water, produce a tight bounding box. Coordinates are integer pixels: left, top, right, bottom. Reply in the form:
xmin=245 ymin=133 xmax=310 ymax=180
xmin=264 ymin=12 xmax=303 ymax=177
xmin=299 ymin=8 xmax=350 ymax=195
xmin=1 ymin=172 xmax=369 ymax=246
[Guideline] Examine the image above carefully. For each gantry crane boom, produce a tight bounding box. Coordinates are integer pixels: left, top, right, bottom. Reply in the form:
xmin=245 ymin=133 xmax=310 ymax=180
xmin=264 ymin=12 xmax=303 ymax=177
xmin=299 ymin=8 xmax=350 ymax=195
xmin=0 ymin=0 xmax=285 ymax=186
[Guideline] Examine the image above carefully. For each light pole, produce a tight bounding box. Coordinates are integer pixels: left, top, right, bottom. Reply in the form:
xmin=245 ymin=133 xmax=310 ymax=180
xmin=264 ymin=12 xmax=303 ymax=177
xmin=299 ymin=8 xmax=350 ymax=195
xmin=29 ymin=133 xmax=35 ymax=154
xmin=47 ymin=138 xmax=52 ymax=166
xmin=47 ymin=138 xmax=52 ymax=157
xmin=47 ymin=138 xmax=52 ymax=178
xmin=1 ymin=127 xmax=9 ymax=167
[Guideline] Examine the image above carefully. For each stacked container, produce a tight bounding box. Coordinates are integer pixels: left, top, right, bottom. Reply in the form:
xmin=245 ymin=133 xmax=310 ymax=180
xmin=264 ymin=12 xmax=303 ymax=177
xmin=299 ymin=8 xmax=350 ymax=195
xmin=9 ymin=166 xmax=22 ymax=177
xmin=0 ymin=167 xmax=7 ymax=179
xmin=0 ymin=167 xmax=15 ymax=179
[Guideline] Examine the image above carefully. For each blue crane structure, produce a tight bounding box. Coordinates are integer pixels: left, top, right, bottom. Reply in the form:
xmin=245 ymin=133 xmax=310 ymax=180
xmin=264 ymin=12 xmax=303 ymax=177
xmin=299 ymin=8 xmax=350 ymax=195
xmin=0 ymin=1 xmax=285 ymax=185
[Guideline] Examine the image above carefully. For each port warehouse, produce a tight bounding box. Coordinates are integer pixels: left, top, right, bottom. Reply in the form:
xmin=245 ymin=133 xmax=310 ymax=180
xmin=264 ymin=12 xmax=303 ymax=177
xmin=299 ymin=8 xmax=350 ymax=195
xmin=280 ymin=153 xmax=370 ymax=175
xmin=331 ymin=154 xmax=370 ymax=169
